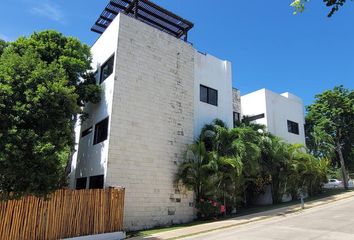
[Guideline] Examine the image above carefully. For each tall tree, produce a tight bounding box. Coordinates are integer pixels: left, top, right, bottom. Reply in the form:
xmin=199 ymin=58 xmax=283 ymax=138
xmin=0 ymin=31 xmax=101 ymax=199
xmin=306 ymin=86 xmax=354 ymax=189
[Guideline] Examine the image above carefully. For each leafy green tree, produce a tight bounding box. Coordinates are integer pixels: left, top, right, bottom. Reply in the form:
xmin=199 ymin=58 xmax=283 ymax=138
xmin=0 ymin=39 xmax=7 ymax=56
xmin=0 ymin=31 xmax=101 ymax=199
xmin=306 ymin=86 xmax=354 ymax=189
xmin=284 ymin=144 xmax=329 ymax=197
xmin=175 ymin=141 xmax=215 ymax=201
xmin=200 ymin=120 xmax=243 ymax=213
xmin=259 ymin=134 xmax=289 ymax=203
xmin=291 ymin=0 xmax=349 ymax=17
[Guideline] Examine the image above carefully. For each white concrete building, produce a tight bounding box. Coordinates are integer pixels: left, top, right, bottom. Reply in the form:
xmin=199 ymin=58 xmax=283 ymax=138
xmin=70 ymin=0 xmax=234 ymax=231
xmin=241 ymin=88 xmax=306 ymax=145
xmin=69 ymin=0 xmax=306 ymax=230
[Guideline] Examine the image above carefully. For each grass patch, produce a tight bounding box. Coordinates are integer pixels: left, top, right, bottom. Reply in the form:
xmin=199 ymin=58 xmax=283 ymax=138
xmin=126 ymin=189 xmax=352 ymax=238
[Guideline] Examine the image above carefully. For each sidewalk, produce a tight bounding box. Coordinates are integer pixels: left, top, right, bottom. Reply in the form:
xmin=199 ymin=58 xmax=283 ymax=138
xmin=130 ymin=190 xmax=354 ymax=240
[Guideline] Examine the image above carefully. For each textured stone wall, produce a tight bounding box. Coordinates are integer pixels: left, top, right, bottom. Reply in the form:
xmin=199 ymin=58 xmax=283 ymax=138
xmin=232 ymin=88 xmax=241 ymax=113
xmin=106 ymin=14 xmax=195 ymax=230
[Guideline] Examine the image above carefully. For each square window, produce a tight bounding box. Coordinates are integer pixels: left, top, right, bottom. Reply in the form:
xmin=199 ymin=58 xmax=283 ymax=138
xmin=200 ymin=85 xmax=218 ymax=106
xmin=287 ymin=120 xmax=299 ymax=135
xmin=76 ymin=177 xmax=87 ymax=190
xmin=100 ymin=55 xmax=114 ymax=84
xmin=89 ymin=175 xmax=104 ymax=189
xmin=94 ymin=117 xmax=109 ymax=145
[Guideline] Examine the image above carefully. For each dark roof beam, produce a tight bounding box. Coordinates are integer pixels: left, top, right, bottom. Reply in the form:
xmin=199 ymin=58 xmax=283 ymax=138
xmin=100 ymin=15 xmax=113 ymax=22
xmin=137 ymin=14 xmax=178 ymax=37
xmin=142 ymin=0 xmax=193 ymax=27
xmin=137 ymin=6 xmax=185 ymax=30
xmin=95 ymin=22 xmax=108 ymax=29
xmin=110 ymin=0 xmax=180 ymax=37
xmin=104 ymin=7 xmax=119 ymax=15
xmin=91 ymin=28 xmax=104 ymax=34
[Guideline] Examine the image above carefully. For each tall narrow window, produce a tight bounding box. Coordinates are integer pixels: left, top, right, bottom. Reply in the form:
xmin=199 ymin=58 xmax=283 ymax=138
xmin=200 ymin=85 xmax=218 ymax=106
xmin=287 ymin=120 xmax=299 ymax=135
xmin=89 ymin=175 xmax=104 ymax=189
xmin=76 ymin=177 xmax=87 ymax=190
xmin=233 ymin=112 xmax=240 ymax=128
xmin=100 ymin=55 xmax=114 ymax=84
xmin=93 ymin=117 xmax=109 ymax=145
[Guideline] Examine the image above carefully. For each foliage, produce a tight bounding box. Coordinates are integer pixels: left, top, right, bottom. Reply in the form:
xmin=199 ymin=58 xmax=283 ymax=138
xmin=195 ymin=199 xmax=222 ymax=219
xmin=305 ymin=86 xmax=354 ymax=189
xmin=291 ymin=0 xmax=349 ymax=17
xmin=0 ymin=39 xmax=7 ymax=56
xmin=0 ymin=31 xmax=101 ymax=200
xmin=176 ymin=119 xmax=329 ymax=217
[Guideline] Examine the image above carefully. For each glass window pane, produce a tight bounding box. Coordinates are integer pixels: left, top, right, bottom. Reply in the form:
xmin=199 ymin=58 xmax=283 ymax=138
xmin=208 ymin=88 xmax=218 ymax=106
xmin=94 ymin=117 xmax=109 ymax=145
xmin=100 ymin=55 xmax=114 ymax=84
xmin=76 ymin=177 xmax=87 ymax=190
xmin=89 ymin=175 xmax=104 ymax=189
xmin=200 ymin=85 xmax=208 ymax=103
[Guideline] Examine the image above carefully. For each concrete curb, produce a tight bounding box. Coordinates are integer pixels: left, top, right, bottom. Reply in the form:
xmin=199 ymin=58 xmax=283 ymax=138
xmin=134 ymin=191 xmax=354 ymax=240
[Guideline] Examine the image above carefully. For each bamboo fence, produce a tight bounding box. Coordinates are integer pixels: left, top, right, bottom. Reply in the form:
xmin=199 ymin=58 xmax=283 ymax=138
xmin=0 ymin=187 xmax=125 ymax=240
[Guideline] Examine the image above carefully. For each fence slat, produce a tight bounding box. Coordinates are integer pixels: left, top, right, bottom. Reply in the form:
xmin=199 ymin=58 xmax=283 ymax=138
xmin=0 ymin=188 xmax=125 ymax=240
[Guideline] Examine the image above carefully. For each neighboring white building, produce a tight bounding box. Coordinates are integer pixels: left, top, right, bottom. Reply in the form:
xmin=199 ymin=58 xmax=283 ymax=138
xmin=70 ymin=0 xmax=234 ymax=231
xmin=241 ymin=88 xmax=306 ymax=145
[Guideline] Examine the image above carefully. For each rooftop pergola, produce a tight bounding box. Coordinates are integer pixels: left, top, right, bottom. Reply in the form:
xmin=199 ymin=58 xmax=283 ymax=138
xmin=91 ymin=0 xmax=194 ymax=41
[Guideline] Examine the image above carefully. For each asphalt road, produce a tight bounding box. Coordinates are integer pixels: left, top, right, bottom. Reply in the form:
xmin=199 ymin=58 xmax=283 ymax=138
xmin=183 ymin=197 xmax=354 ymax=240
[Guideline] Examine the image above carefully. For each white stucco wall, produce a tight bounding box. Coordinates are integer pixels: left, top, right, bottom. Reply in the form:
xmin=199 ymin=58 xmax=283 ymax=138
xmin=70 ymin=16 xmax=121 ymax=187
xmin=194 ymin=52 xmax=233 ymax=138
xmin=241 ymin=89 xmax=268 ymax=127
xmin=241 ymin=89 xmax=306 ymax=145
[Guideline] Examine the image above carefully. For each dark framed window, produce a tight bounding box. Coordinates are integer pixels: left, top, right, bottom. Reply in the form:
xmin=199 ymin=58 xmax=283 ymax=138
xmin=89 ymin=175 xmax=104 ymax=189
xmin=233 ymin=112 xmax=240 ymax=128
xmin=76 ymin=177 xmax=87 ymax=190
xmin=246 ymin=113 xmax=265 ymax=122
xmin=94 ymin=117 xmax=109 ymax=145
xmin=100 ymin=55 xmax=114 ymax=84
xmin=81 ymin=126 xmax=93 ymax=138
xmin=200 ymin=85 xmax=218 ymax=106
xmin=287 ymin=120 xmax=299 ymax=135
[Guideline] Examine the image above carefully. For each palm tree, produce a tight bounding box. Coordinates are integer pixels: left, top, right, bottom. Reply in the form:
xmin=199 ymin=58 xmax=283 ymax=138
xmin=175 ymin=141 xmax=215 ymax=201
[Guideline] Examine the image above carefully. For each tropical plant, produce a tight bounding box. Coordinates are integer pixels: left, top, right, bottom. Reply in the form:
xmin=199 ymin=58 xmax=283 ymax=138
xmin=175 ymin=141 xmax=215 ymax=201
xmin=0 ymin=31 xmax=101 ymax=199
xmin=306 ymin=86 xmax=354 ymax=189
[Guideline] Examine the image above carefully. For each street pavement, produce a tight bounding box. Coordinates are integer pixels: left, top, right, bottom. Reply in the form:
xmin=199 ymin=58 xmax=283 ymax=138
xmin=182 ymin=196 xmax=354 ymax=240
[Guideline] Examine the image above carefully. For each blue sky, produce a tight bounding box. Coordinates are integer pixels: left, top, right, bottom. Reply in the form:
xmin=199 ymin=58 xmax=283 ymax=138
xmin=1 ymin=0 xmax=353 ymax=106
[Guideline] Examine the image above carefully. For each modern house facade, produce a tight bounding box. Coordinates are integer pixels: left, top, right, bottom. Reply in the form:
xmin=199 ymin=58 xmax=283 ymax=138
xmin=241 ymin=88 xmax=306 ymax=145
xmin=70 ymin=0 xmax=234 ymax=230
xmin=70 ymin=0 xmax=306 ymax=230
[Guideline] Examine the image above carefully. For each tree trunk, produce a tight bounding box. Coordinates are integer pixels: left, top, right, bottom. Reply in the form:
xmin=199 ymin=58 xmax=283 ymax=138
xmin=336 ymin=141 xmax=348 ymax=190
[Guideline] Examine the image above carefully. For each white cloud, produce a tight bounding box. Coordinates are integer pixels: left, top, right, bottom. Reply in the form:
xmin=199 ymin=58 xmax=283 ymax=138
xmin=30 ymin=2 xmax=64 ymax=23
